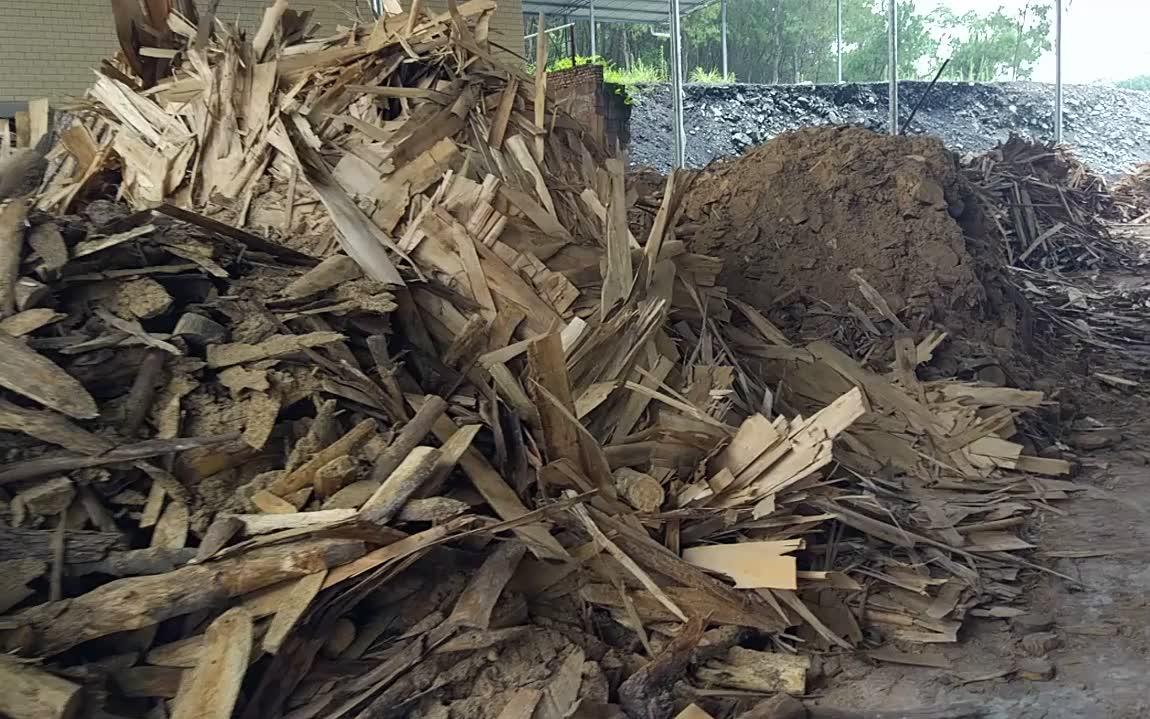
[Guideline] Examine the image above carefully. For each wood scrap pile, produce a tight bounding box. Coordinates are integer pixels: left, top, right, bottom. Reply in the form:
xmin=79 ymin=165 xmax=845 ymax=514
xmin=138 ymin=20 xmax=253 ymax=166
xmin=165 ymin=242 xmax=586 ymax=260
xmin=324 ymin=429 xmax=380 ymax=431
xmin=1111 ymin=162 xmax=1150 ymax=223
xmin=964 ymin=135 xmax=1131 ymax=272
xmin=0 ymin=3 xmax=1081 ymax=718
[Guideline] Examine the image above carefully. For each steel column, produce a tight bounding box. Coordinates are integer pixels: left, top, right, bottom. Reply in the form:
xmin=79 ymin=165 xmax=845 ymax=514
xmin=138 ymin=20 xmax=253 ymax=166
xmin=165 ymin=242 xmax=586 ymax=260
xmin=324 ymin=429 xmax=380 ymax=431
xmin=721 ymin=0 xmax=729 ymax=81
xmin=1054 ymin=0 xmax=1063 ymax=143
xmin=836 ymin=0 xmax=843 ymax=83
xmin=887 ymin=0 xmax=898 ymax=135
xmin=669 ymin=0 xmax=686 ymax=167
xmin=590 ymin=0 xmax=597 ymax=56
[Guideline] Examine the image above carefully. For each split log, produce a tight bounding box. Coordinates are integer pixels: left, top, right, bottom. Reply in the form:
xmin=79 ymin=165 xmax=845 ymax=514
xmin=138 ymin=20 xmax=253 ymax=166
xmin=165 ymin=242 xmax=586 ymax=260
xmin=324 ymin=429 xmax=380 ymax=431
xmin=4 ymin=538 xmax=364 ymax=655
xmin=368 ymin=395 xmax=447 ymax=484
xmin=360 ymin=446 xmax=441 ymax=524
xmin=0 ymin=660 xmax=82 ymax=719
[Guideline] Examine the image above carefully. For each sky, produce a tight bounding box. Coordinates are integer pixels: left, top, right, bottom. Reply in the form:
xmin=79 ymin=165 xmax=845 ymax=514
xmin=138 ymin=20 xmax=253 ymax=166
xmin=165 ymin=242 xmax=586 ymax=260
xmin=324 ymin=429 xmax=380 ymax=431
xmin=916 ymin=0 xmax=1150 ymax=83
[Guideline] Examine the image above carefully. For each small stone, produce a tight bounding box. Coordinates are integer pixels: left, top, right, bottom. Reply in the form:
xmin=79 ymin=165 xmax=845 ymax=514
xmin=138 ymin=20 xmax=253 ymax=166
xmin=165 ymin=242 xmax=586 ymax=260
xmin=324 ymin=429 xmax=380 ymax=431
xmin=1020 ymin=631 xmax=1062 ymax=656
xmin=1038 ymin=445 xmax=1065 ymax=460
xmin=1012 ymin=612 xmax=1055 ymax=634
xmin=1017 ymin=658 xmax=1056 ymax=681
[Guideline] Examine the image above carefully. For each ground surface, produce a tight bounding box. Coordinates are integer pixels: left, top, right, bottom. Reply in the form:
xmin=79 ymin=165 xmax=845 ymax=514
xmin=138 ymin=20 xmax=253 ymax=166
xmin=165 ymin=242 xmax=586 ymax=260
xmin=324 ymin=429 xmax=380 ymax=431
xmin=628 ymin=81 xmax=1150 ymax=176
xmin=808 ymin=345 xmax=1150 ymax=719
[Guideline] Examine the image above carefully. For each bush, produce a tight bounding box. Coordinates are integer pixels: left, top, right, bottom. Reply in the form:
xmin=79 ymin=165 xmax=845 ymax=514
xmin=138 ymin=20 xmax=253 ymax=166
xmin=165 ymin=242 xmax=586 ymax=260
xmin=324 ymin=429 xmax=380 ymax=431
xmin=530 ymin=55 xmax=667 ymax=86
xmin=688 ymin=67 xmax=735 ymax=84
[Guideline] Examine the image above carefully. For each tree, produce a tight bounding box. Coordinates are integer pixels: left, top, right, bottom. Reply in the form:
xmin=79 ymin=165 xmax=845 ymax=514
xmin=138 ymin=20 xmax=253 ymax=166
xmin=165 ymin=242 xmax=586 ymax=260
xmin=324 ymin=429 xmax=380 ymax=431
xmin=934 ymin=2 xmax=1051 ymax=81
xmin=535 ymin=0 xmax=1051 ymax=88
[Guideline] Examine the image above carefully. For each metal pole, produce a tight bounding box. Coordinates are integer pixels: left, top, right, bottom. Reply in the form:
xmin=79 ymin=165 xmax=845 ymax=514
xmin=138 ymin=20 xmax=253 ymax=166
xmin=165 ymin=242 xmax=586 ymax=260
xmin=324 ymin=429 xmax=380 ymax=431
xmin=590 ymin=0 xmax=597 ymax=57
xmin=721 ymin=0 xmax=729 ymax=81
xmin=836 ymin=0 xmax=843 ymax=83
xmin=669 ymin=0 xmax=686 ymax=167
xmin=1054 ymin=0 xmax=1063 ymax=143
xmin=887 ymin=0 xmax=898 ymax=135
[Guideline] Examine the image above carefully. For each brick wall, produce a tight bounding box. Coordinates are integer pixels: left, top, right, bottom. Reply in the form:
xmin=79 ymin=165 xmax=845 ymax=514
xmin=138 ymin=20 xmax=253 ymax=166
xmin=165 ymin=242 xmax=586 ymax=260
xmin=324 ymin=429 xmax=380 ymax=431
xmin=548 ymin=64 xmax=630 ymax=151
xmin=0 ymin=0 xmax=524 ymax=104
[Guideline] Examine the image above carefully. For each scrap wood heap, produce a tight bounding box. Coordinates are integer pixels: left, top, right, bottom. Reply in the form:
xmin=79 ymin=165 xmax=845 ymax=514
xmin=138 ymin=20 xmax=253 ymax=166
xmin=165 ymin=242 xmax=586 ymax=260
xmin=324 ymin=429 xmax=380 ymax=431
xmin=0 ymin=3 xmax=1079 ymax=718
xmin=1111 ymin=162 xmax=1150 ymax=223
xmin=963 ymin=135 xmax=1130 ymax=273
xmin=963 ymin=136 xmax=1150 ymax=357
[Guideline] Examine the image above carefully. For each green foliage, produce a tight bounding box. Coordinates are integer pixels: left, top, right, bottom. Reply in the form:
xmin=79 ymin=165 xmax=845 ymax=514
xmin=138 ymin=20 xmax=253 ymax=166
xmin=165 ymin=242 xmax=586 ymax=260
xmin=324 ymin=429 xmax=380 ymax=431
xmin=610 ymin=58 xmax=668 ymax=85
xmin=688 ymin=67 xmax=735 ymax=84
xmin=528 ymin=0 xmax=1059 ymax=87
xmin=935 ymin=1 xmax=1051 ymax=81
xmin=1117 ymin=75 xmax=1150 ymax=91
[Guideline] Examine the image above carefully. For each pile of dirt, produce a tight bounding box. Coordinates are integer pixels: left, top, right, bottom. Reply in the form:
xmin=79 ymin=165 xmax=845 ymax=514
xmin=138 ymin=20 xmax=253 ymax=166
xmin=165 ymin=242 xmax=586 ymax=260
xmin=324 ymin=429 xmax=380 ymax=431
xmin=676 ymin=126 xmax=1027 ymax=370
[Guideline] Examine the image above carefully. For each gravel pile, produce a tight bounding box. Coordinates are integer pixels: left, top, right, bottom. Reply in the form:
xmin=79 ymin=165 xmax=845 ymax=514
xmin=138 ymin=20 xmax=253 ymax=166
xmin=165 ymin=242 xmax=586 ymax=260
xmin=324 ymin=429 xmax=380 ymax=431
xmin=627 ymin=81 xmax=1150 ymax=176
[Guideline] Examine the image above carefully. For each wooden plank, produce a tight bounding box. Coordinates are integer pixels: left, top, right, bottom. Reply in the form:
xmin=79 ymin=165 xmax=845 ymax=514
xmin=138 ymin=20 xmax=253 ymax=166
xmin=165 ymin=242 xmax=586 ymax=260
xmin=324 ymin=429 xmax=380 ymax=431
xmin=601 ymin=158 xmax=632 ymax=317
xmin=26 ymin=99 xmax=49 ymax=147
xmin=0 ymin=332 xmax=98 ymax=419
xmin=169 ymin=607 xmax=253 ymax=719
xmin=682 ymin=541 xmax=800 ymax=590
xmin=532 ymin=12 xmax=547 ymax=162
xmin=527 ymin=333 xmax=586 ymax=475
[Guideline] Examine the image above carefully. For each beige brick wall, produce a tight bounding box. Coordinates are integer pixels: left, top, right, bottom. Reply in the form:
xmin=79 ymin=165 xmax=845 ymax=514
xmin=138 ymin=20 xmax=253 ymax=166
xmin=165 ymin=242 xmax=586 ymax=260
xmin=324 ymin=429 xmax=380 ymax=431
xmin=0 ymin=0 xmax=524 ymax=104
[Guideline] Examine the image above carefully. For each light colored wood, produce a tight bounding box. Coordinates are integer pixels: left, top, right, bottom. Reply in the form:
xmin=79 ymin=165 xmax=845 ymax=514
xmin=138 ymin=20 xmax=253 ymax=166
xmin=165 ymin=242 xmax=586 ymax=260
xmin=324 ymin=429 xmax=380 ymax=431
xmin=0 ymin=659 xmax=82 ymax=719
xmin=682 ymin=541 xmax=800 ymax=590
xmin=268 ymin=419 xmax=377 ymax=496
xmin=528 ymin=333 xmax=586 ymax=476
xmin=0 ymin=198 xmax=27 ymax=316
xmin=150 ymin=500 xmax=189 ymax=549
xmin=169 ymin=607 xmax=253 ymax=719
xmin=674 ymin=705 xmax=717 ymax=719
xmin=601 ymin=158 xmax=632 ymax=317
xmin=695 ymin=647 xmax=809 ymax=694
xmin=359 ymin=446 xmax=441 ymax=524
xmin=532 ymin=13 xmax=547 ymax=162
xmin=263 ymin=571 xmax=326 ymax=654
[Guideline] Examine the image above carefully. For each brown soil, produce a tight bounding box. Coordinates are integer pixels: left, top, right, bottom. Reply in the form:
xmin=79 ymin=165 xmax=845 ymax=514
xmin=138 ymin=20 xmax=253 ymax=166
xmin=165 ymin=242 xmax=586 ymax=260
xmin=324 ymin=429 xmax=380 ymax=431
xmin=675 ymin=127 xmax=1031 ymax=376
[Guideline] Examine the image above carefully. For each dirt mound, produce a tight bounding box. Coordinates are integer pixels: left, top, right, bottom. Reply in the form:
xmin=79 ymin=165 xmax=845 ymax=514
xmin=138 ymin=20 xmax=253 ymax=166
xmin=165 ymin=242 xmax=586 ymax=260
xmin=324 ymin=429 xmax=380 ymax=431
xmin=676 ymin=126 xmax=1028 ymax=372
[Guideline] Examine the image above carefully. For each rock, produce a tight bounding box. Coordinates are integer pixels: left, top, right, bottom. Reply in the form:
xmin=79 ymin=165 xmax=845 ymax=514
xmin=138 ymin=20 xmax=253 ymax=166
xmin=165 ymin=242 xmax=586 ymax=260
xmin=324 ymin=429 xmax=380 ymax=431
xmin=1017 ymin=658 xmax=1056 ymax=681
xmin=1020 ymin=632 xmax=1062 ymax=656
xmin=1011 ymin=612 xmax=1055 ymax=634
xmin=1066 ymin=428 xmax=1122 ymax=451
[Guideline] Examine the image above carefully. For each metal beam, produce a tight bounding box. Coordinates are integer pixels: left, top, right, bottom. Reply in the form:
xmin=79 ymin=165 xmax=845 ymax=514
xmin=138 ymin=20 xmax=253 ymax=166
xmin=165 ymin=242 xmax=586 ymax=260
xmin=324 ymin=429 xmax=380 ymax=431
xmin=721 ymin=0 xmax=728 ymax=81
xmin=836 ymin=0 xmax=843 ymax=83
xmin=887 ymin=0 xmax=898 ymax=135
xmin=590 ymin=0 xmax=597 ymax=56
xmin=1054 ymin=0 xmax=1063 ymax=143
xmin=669 ymin=0 xmax=685 ymax=167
